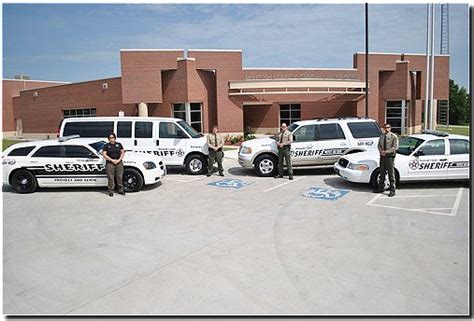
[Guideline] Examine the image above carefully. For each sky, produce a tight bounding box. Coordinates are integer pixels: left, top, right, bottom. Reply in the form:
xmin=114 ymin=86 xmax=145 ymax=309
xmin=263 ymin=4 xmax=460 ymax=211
xmin=2 ymin=3 xmax=470 ymax=90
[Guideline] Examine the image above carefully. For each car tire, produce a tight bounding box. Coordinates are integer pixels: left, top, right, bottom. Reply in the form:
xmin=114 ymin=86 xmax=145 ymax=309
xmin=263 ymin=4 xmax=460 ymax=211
xmin=11 ymin=169 xmax=38 ymax=194
xmin=254 ymin=154 xmax=278 ymax=177
xmin=185 ymin=154 xmax=207 ymax=175
xmin=123 ymin=168 xmax=144 ymax=192
xmin=370 ymin=168 xmax=399 ymax=190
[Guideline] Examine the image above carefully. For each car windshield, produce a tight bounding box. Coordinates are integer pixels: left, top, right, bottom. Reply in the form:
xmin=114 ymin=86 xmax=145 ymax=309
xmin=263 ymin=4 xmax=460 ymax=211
xmin=287 ymin=123 xmax=299 ymax=133
xmin=89 ymin=141 xmax=107 ymax=153
xmin=397 ymin=137 xmax=424 ymax=156
xmin=177 ymin=121 xmax=202 ymax=138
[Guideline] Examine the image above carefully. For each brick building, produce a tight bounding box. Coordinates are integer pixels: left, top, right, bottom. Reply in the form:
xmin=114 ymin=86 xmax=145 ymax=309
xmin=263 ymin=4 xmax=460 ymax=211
xmin=3 ymin=49 xmax=449 ymax=138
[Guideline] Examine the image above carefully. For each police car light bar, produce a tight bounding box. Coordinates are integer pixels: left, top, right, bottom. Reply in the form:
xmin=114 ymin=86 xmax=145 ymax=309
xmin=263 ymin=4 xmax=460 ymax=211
xmin=58 ymin=135 xmax=80 ymax=142
xmin=420 ymin=130 xmax=449 ymax=137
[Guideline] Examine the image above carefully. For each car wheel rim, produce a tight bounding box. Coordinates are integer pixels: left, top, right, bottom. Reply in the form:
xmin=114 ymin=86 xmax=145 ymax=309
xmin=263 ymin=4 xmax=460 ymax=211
xmin=15 ymin=174 xmax=32 ymax=191
xmin=124 ymin=173 xmax=137 ymax=190
xmin=259 ymin=159 xmax=274 ymax=174
xmin=190 ymin=159 xmax=202 ymax=172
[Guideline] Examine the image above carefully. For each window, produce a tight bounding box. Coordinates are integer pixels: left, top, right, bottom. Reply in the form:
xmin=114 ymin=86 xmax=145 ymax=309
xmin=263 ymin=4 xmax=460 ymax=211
xmin=293 ymin=125 xmax=316 ymax=142
xmin=117 ymin=121 xmax=132 ymax=138
xmin=7 ymin=146 xmax=35 ymax=157
xmin=159 ymin=122 xmax=187 ymax=139
xmin=173 ymin=103 xmax=186 ymax=121
xmin=173 ymin=103 xmax=203 ymax=133
xmin=63 ymin=121 xmax=114 ymax=138
xmin=64 ymin=145 xmax=98 ymax=158
xmin=190 ymin=103 xmax=202 ymax=133
xmin=386 ymin=100 xmax=408 ymax=135
xmin=347 ymin=122 xmax=381 ymax=138
xmin=32 ymin=146 xmax=65 ymax=158
xmin=449 ymin=139 xmax=470 ymax=155
xmin=63 ymin=108 xmax=96 ymax=119
xmin=280 ymin=104 xmax=301 ymax=125
xmin=135 ymin=122 xmax=153 ymax=138
xmin=177 ymin=121 xmax=200 ymax=138
xmin=318 ymin=123 xmax=346 ymax=140
xmin=397 ymin=137 xmax=424 ymax=156
xmin=419 ymin=139 xmax=446 ymax=156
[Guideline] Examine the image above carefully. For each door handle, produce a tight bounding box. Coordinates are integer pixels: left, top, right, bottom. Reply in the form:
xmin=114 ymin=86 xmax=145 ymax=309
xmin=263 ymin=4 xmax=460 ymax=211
xmin=439 ymin=159 xmax=447 ymax=161
xmin=65 ymin=161 xmax=74 ymax=164
xmin=156 ymin=140 xmax=159 ymax=146
xmin=134 ymin=140 xmax=137 ymax=146
xmin=30 ymin=161 xmax=38 ymax=164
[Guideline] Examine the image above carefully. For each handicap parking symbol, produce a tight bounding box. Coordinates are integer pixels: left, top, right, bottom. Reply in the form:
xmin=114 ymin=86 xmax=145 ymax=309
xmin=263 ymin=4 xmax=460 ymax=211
xmin=208 ymin=178 xmax=250 ymax=189
xmin=302 ymin=187 xmax=349 ymax=201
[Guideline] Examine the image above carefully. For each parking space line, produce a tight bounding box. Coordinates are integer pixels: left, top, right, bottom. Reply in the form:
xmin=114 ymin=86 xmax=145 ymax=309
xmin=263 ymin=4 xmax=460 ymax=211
xmin=450 ymin=188 xmax=464 ymax=216
xmin=164 ymin=176 xmax=206 ymax=183
xmin=389 ymin=194 xmax=458 ymax=198
xmin=263 ymin=177 xmax=304 ymax=193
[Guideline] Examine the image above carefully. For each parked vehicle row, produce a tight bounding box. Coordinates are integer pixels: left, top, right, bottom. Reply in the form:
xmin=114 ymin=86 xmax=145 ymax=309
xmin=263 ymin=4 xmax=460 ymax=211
xmin=2 ymin=117 xmax=469 ymax=194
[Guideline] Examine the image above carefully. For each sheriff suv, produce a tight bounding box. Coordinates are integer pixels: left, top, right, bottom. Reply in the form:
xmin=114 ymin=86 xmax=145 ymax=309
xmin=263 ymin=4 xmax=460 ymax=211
xmin=238 ymin=117 xmax=381 ymax=176
xmin=3 ymin=136 xmax=166 ymax=194
xmin=334 ymin=130 xmax=470 ymax=188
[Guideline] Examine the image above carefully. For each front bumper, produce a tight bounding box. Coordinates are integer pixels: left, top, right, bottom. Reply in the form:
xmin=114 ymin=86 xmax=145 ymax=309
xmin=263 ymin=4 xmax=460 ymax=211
xmin=238 ymin=154 xmax=253 ymax=168
xmin=143 ymin=167 xmax=165 ymax=185
xmin=334 ymin=162 xmax=371 ymax=183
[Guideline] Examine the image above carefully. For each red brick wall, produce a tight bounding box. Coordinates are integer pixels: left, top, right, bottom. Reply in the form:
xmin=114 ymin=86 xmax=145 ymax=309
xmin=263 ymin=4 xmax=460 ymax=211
xmin=301 ymin=101 xmax=357 ymax=120
xmin=243 ymin=104 xmax=276 ymax=129
xmin=15 ymin=77 xmax=135 ymax=134
xmin=3 ymin=80 xmax=67 ymax=133
xmin=120 ymin=50 xmax=184 ymax=104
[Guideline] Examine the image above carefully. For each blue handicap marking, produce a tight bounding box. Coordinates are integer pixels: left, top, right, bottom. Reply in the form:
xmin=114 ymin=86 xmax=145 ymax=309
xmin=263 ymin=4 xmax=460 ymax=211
xmin=208 ymin=178 xmax=250 ymax=189
xmin=302 ymin=187 xmax=349 ymax=201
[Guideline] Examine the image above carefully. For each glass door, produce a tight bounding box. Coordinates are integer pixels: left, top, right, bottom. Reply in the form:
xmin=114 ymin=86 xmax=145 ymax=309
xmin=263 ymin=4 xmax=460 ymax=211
xmin=386 ymin=100 xmax=408 ymax=135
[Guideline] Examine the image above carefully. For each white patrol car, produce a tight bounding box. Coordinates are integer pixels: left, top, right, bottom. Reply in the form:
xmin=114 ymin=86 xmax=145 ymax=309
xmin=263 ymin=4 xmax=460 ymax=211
xmin=334 ymin=130 xmax=470 ymax=188
xmin=238 ymin=117 xmax=381 ymax=176
xmin=59 ymin=117 xmax=209 ymax=175
xmin=2 ymin=136 xmax=166 ymax=194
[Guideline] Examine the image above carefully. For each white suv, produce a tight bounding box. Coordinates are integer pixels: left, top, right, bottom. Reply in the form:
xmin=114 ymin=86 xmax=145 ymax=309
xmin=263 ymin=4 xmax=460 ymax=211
xmin=238 ymin=117 xmax=381 ymax=176
xmin=3 ymin=136 xmax=166 ymax=193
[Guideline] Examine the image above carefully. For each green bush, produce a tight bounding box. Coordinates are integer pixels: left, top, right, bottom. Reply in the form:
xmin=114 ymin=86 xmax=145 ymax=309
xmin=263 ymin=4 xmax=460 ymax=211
xmin=244 ymin=134 xmax=256 ymax=141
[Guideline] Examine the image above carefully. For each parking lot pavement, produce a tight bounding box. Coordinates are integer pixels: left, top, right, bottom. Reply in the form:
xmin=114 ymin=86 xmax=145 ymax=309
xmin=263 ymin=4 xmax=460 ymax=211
xmin=3 ymin=158 xmax=469 ymax=315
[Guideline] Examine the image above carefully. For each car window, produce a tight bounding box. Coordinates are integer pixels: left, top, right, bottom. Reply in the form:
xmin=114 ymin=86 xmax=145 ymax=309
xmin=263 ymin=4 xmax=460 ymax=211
xmin=32 ymin=146 xmax=65 ymax=158
xmin=449 ymin=139 xmax=470 ymax=155
xmin=63 ymin=122 xmax=114 ymax=138
xmin=397 ymin=137 xmax=424 ymax=156
xmin=287 ymin=123 xmax=299 ymax=133
xmin=419 ymin=139 xmax=446 ymax=156
xmin=177 ymin=121 xmax=200 ymax=138
xmin=117 ymin=121 xmax=132 ymax=138
xmin=293 ymin=125 xmax=316 ymax=142
xmin=64 ymin=145 xmax=98 ymax=158
xmin=347 ymin=122 xmax=381 ymax=138
xmin=317 ymin=123 xmax=346 ymax=140
xmin=159 ymin=122 xmax=188 ymax=139
xmin=135 ymin=122 xmax=153 ymax=138
xmin=7 ymin=146 xmax=35 ymax=157
xmin=89 ymin=141 xmax=107 ymax=153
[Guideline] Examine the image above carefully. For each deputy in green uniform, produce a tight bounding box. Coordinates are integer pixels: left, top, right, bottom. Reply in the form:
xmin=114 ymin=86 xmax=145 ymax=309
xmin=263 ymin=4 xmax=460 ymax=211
xmin=206 ymin=125 xmax=225 ymax=177
xmin=102 ymin=133 xmax=125 ymax=197
xmin=374 ymin=123 xmax=399 ymax=197
xmin=274 ymin=122 xmax=294 ymax=180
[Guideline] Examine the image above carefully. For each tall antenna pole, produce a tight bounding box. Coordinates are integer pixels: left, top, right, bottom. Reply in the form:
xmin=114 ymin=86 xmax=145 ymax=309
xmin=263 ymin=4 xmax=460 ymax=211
xmin=365 ymin=3 xmax=369 ymax=118
xmin=424 ymin=3 xmax=431 ymax=130
xmin=429 ymin=4 xmax=436 ymax=130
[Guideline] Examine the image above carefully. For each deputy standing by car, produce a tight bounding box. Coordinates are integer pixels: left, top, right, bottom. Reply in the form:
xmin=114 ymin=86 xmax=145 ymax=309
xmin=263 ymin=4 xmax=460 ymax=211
xmin=374 ymin=123 xmax=398 ymax=197
xmin=102 ymin=133 xmax=125 ymax=197
xmin=274 ymin=123 xmax=294 ymax=180
xmin=207 ymin=125 xmax=225 ymax=177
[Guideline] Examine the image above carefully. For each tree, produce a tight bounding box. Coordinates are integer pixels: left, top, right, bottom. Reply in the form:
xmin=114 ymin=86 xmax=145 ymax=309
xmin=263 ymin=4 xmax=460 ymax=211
xmin=449 ymin=79 xmax=470 ymax=125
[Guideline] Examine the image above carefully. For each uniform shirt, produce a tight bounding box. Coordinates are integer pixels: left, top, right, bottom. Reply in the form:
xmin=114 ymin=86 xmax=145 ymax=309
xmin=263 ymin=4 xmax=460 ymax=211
xmin=377 ymin=132 xmax=399 ymax=155
xmin=103 ymin=142 xmax=124 ymax=161
xmin=277 ymin=129 xmax=293 ymax=147
xmin=207 ymin=133 xmax=225 ymax=150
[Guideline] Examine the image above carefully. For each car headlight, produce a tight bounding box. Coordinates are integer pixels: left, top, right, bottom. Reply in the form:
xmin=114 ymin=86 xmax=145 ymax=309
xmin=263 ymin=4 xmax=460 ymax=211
xmin=347 ymin=163 xmax=369 ymax=171
xmin=143 ymin=161 xmax=157 ymax=170
xmin=240 ymin=146 xmax=252 ymax=154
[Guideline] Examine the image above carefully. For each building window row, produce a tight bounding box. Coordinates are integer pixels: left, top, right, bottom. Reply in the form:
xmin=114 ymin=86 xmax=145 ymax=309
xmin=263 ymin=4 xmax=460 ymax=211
xmin=279 ymin=104 xmax=301 ymax=125
xmin=63 ymin=108 xmax=97 ymax=119
xmin=173 ymin=103 xmax=202 ymax=133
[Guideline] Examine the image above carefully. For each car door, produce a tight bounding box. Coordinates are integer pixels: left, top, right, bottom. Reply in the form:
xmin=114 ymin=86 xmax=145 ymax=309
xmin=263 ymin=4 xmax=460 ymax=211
xmin=64 ymin=145 xmax=107 ymax=186
xmin=407 ymin=138 xmax=448 ymax=180
xmin=290 ymin=124 xmax=318 ymax=166
xmin=447 ymin=138 xmax=470 ymax=180
xmin=133 ymin=121 xmax=156 ymax=154
xmin=157 ymin=121 xmax=189 ymax=165
xmin=315 ymin=123 xmax=348 ymax=165
xmin=29 ymin=145 xmax=68 ymax=187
